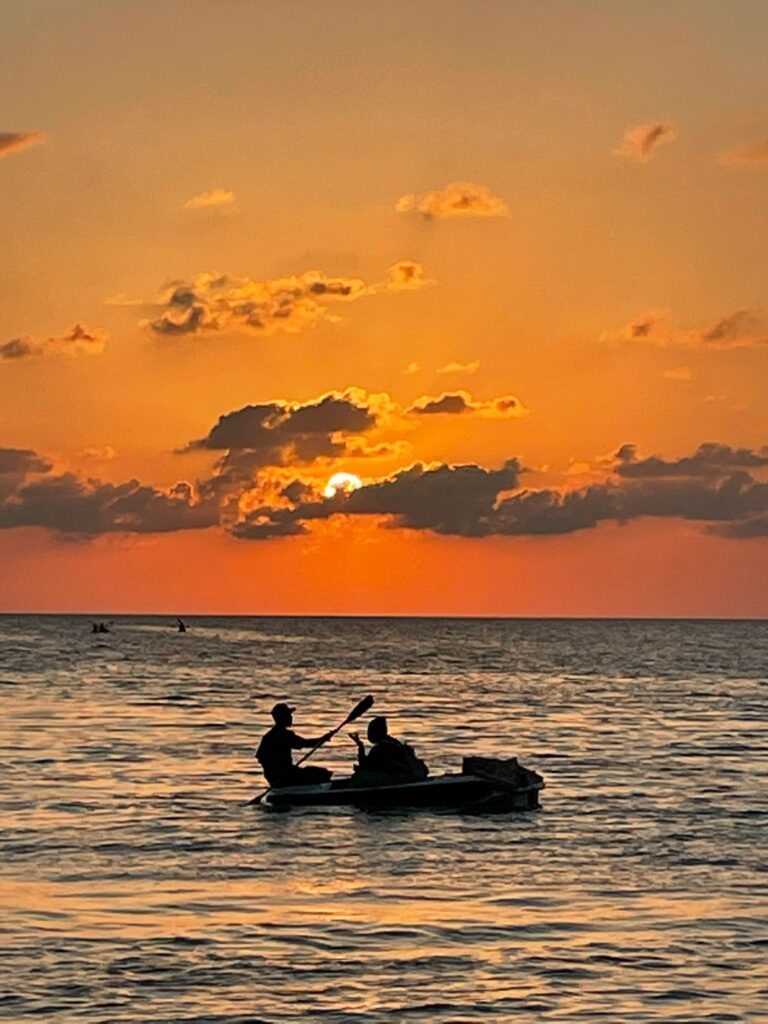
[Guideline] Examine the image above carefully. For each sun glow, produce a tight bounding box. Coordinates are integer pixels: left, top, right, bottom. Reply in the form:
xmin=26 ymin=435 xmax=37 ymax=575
xmin=324 ymin=472 xmax=363 ymax=499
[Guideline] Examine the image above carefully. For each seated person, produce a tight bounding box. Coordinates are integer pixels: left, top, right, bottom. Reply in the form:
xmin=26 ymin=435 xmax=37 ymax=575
xmin=349 ymin=716 xmax=428 ymax=785
xmin=256 ymin=702 xmax=333 ymax=788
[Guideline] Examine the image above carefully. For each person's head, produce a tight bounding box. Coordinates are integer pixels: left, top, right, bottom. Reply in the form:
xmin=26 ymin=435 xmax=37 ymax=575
xmin=271 ymin=702 xmax=295 ymax=726
xmin=367 ymin=716 xmax=388 ymax=743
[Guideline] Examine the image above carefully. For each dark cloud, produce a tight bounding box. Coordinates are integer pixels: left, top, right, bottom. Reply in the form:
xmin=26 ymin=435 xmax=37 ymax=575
xmin=710 ymin=514 xmax=768 ymax=539
xmin=0 ymin=339 xmax=35 ymax=360
xmin=0 ymin=447 xmax=52 ymax=475
xmin=0 ymin=323 xmax=108 ymax=361
xmin=338 ymin=461 xmax=522 ymax=535
xmin=408 ymin=391 xmax=526 ymax=418
xmin=233 ymin=461 xmax=523 ymax=540
xmin=230 ymin=507 xmax=308 ymax=541
xmin=0 ymin=131 xmax=45 ymax=160
xmin=0 ymin=472 xmax=217 ymax=537
xmin=410 ymin=393 xmax=471 ymax=415
xmin=2 ymin=437 xmax=765 ymax=543
xmin=228 ymin=442 xmax=768 ymax=543
xmin=0 ymin=447 xmax=53 ymax=500
xmin=493 ymin=473 xmax=768 ymax=537
xmin=615 ymin=442 xmax=768 ymax=478
xmin=188 ymin=390 xmax=382 ymax=495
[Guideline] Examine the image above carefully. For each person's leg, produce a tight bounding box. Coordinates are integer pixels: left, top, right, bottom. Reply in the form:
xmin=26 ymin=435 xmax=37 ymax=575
xmin=292 ymin=765 xmax=332 ymax=785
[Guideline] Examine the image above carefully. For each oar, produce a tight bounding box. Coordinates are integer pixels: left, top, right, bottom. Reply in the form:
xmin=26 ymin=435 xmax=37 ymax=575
xmin=248 ymin=694 xmax=374 ymax=806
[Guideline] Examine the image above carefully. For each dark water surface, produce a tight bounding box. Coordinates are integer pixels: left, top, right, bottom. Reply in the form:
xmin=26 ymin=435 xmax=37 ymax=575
xmin=1 ymin=616 xmax=766 ymax=1022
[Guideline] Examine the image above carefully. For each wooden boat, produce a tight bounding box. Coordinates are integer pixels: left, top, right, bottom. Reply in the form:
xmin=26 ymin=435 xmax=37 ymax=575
xmin=263 ymin=756 xmax=544 ymax=812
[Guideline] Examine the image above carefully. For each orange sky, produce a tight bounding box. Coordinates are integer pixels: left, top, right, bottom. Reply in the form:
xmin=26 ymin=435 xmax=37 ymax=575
xmin=0 ymin=0 xmax=766 ymax=615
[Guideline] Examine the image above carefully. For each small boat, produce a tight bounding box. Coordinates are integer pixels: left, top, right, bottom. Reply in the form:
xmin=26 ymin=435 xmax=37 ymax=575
xmin=263 ymin=756 xmax=544 ymax=812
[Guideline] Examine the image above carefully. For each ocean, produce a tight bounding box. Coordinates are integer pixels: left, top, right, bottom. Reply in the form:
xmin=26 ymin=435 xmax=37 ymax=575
xmin=1 ymin=615 xmax=766 ymax=1022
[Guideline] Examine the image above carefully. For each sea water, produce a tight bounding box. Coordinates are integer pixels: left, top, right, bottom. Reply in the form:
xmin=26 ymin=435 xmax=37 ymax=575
xmin=1 ymin=616 xmax=766 ymax=1022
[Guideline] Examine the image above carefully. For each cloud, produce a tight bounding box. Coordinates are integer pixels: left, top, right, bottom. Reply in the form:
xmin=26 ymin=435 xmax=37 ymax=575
xmin=404 ymin=362 xmax=421 ymax=375
xmin=144 ymin=262 xmax=428 ymax=338
xmin=718 ymin=138 xmax=768 ymax=166
xmin=0 ymin=470 xmax=218 ymax=537
xmin=0 ymin=447 xmax=52 ymax=501
xmin=187 ymin=389 xmax=394 ymax=507
xmin=396 ymin=181 xmax=509 ymax=219
xmin=0 ymin=323 xmax=108 ymax=361
xmin=384 ymin=260 xmax=431 ymax=291
xmin=407 ymin=391 xmax=526 ymax=419
xmin=0 ymin=448 xmax=51 ymax=475
xmin=2 ymin=437 xmax=766 ymax=542
xmin=701 ymin=310 xmax=765 ymax=347
xmin=188 ymin=389 xmax=380 ymax=454
xmin=0 ymin=445 xmax=217 ymax=537
xmin=710 ymin=514 xmax=768 ymax=539
xmin=0 ymin=131 xmax=45 ymax=161
xmin=235 ymin=460 xmax=523 ymax=540
xmin=227 ymin=440 xmax=768 ymax=543
xmin=613 ymin=122 xmax=678 ymax=162
xmin=608 ymin=308 xmax=768 ymax=349
xmin=437 ymin=360 xmax=480 ymax=376
xmin=614 ymin=442 xmax=768 ymax=478
xmin=184 ymin=188 xmax=236 ymax=210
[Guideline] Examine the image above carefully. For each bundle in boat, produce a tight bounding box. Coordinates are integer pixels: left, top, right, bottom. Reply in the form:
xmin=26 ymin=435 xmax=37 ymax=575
xmin=462 ymin=755 xmax=543 ymax=790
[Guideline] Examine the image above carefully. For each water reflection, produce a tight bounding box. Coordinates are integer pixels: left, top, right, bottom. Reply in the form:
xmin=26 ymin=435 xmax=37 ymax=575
xmin=1 ymin=615 xmax=766 ymax=1021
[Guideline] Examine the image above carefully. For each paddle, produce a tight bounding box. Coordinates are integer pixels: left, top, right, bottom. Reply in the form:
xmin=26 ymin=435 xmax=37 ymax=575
xmin=248 ymin=694 xmax=374 ymax=806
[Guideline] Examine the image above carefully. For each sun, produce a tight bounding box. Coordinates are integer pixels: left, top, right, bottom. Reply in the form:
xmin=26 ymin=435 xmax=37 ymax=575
xmin=324 ymin=472 xmax=363 ymax=499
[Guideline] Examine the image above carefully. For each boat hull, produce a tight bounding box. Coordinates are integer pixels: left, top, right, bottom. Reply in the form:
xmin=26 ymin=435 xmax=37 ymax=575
xmin=263 ymin=773 xmax=543 ymax=812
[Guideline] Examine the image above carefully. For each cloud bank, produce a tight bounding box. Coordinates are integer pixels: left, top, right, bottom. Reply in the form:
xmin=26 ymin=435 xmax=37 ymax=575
xmin=224 ymin=441 xmax=768 ymax=543
xmin=0 ymin=448 xmax=216 ymax=537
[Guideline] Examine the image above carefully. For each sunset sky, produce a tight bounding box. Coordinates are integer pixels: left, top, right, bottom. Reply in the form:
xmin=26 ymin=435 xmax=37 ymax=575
xmin=1 ymin=0 xmax=766 ymax=615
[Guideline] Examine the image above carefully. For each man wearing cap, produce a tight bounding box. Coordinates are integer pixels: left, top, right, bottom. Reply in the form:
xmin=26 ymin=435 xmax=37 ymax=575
xmin=256 ymin=703 xmax=334 ymax=788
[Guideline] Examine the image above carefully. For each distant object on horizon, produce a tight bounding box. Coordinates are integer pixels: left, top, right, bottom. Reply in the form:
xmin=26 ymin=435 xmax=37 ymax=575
xmin=176 ymin=618 xmax=187 ymax=633
xmin=90 ymin=621 xmax=111 ymax=634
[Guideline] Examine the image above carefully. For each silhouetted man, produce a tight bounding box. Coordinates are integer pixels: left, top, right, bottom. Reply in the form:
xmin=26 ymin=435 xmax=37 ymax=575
xmin=350 ymin=716 xmax=428 ymax=782
xmin=256 ymin=703 xmax=333 ymax=788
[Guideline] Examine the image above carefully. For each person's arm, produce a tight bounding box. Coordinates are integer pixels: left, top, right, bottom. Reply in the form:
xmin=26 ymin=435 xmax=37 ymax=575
xmin=349 ymin=731 xmax=366 ymax=766
xmin=290 ymin=730 xmax=333 ymax=749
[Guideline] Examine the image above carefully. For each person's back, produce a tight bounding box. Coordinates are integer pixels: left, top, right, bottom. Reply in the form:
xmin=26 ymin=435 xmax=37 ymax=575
xmin=256 ymin=703 xmax=333 ymax=788
xmin=351 ymin=716 xmax=428 ymax=784
xmin=256 ymin=723 xmax=296 ymax=787
xmin=365 ymin=735 xmax=425 ymax=777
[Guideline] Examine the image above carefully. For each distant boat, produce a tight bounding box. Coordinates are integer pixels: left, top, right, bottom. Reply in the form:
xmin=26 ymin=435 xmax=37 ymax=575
xmin=176 ymin=618 xmax=187 ymax=633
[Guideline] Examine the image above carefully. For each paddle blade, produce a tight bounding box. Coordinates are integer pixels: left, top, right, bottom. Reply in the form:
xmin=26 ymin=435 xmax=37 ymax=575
xmin=345 ymin=694 xmax=374 ymax=724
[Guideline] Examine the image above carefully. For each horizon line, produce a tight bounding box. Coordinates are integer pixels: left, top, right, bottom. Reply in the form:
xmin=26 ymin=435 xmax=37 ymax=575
xmin=0 ymin=611 xmax=765 ymax=622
